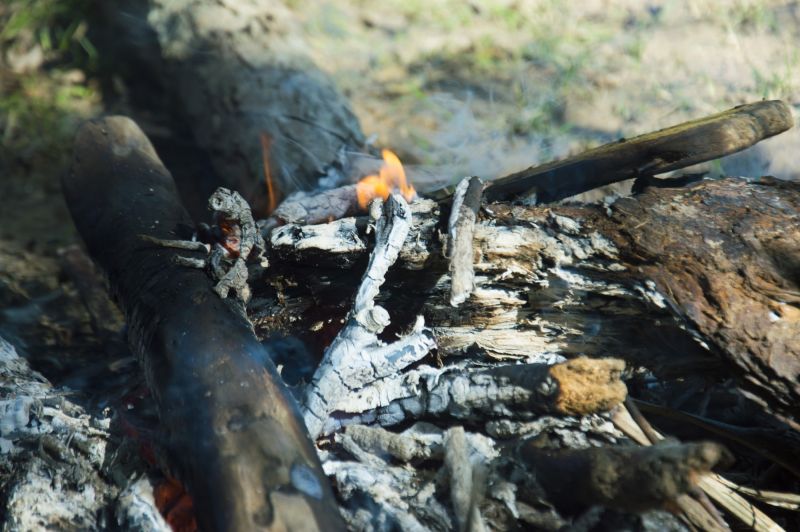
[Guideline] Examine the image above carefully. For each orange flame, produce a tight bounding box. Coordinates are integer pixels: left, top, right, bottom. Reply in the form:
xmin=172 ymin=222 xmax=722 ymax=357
xmin=259 ymin=132 xmax=279 ymax=214
xmin=356 ymin=149 xmax=416 ymax=210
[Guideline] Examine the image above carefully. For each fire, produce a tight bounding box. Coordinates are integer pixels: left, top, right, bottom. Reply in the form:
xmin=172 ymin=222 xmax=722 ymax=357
xmin=356 ymin=149 xmax=416 ymax=210
xmin=259 ymin=132 xmax=279 ymax=214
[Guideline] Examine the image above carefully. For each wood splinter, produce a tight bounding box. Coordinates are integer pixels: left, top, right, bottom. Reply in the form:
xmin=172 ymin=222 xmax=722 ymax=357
xmin=448 ymin=176 xmax=484 ymax=306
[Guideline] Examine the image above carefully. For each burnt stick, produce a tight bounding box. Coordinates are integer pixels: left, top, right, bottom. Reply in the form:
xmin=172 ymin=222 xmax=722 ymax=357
xmin=428 ymin=100 xmax=793 ymax=204
xmin=63 ymin=116 xmax=344 ymax=531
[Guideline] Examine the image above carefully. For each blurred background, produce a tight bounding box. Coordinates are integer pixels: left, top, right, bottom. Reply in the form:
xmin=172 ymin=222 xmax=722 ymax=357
xmin=1 ymin=0 xmax=798 ymax=250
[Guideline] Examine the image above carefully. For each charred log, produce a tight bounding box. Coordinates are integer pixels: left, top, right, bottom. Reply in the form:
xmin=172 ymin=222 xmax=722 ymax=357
xmin=62 ymin=116 xmax=344 ymax=531
xmin=516 ymin=439 xmax=732 ymax=515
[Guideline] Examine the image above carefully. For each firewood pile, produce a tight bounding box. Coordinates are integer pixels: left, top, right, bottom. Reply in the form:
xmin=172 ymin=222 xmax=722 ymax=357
xmin=2 ymin=1 xmax=800 ymax=531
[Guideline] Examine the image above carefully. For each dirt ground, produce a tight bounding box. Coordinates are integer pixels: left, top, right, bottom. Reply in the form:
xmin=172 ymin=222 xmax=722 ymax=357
xmin=1 ymin=0 xmax=799 ymax=251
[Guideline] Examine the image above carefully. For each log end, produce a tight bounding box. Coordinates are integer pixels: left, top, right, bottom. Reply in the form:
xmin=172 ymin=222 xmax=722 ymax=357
xmin=550 ymin=357 xmax=627 ymax=415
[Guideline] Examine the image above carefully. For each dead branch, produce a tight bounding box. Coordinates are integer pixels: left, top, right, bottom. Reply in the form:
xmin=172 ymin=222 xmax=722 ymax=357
xmin=428 ymin=100 xmax=793 ymax=204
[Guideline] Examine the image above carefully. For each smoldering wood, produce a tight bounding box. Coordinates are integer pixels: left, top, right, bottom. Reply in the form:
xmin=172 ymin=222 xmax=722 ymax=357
xmin=255 ymin=174 xmax=800 ymax=530
xmin=268 ymin=176 xmax=800 ymax=422
xmin=428 ymin=100 xmax=793 ymax=204
xmin=302 ymin=195 xmax=437 ymax=439
xmin=0 ymin=335 xmax=169 ymax=531
xmin=325 ymin=357 xmax=627 ymax=434
xmin=110 ymin=0 xmax=365 ymax=215
xmin=62 ymin=116 xmax=344 ymax=531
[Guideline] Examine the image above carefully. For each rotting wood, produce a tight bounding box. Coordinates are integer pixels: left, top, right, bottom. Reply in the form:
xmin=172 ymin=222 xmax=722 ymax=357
xmin=62 ymin=116 xmax=344 ymax=531
xmin=428 ymin=100 xmax=793 ymax=204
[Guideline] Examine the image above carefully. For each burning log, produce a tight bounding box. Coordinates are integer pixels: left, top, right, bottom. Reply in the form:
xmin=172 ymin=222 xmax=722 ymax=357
xmin=267 ymin=174 xmax=800 ymax=423
xmin=62 ymin=116 xmax=344 ymax=531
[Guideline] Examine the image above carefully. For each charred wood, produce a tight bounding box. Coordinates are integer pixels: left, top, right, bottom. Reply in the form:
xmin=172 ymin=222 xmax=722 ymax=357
xmin=266 ymin=176 xmax=800 ymax=422
xmin=447 ymin=176 xmax=483 ymax=307
xmin=62 ymin=116 xmax=344 ymax=531
xmin=516 ymin=439 xmax=732 ymax=515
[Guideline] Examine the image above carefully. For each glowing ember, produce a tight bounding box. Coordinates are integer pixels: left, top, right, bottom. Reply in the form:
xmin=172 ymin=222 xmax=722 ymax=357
xmin=154 ymin=477 xmax=198 ymax=532
xmin=356 ymin=149 xmax=416 ymax=210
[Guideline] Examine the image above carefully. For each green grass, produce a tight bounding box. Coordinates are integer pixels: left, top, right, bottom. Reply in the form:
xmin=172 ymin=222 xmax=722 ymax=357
xmin=0 ymin=0 xmax=101 ymax=175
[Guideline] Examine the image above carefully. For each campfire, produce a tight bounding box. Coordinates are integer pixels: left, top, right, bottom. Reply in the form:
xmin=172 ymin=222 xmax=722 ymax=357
xmin=355 ymin=149 xmax=416 ymax=210
xmin=3 ymin=2 xmax=800 ymax=532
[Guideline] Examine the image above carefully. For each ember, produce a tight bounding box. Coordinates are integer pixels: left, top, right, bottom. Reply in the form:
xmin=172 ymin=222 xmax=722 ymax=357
xmin=356 ymin=149 xmax=416 ymax=209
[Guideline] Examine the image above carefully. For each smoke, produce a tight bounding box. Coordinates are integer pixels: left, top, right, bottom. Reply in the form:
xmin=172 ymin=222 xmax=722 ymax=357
xmin=352 ymin=92 xmax=576 ymax=194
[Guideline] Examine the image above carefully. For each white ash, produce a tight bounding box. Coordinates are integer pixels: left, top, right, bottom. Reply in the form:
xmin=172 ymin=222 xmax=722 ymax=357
xmin=0 ymin=335 xmax=164 ymax=531
xmin=485 ymin=413 xmax=622 ymax=447
xmin=302 ymin=195 xmax=436 ymax=439
xmin=324 ymin=459 xmax=448 ymax=532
